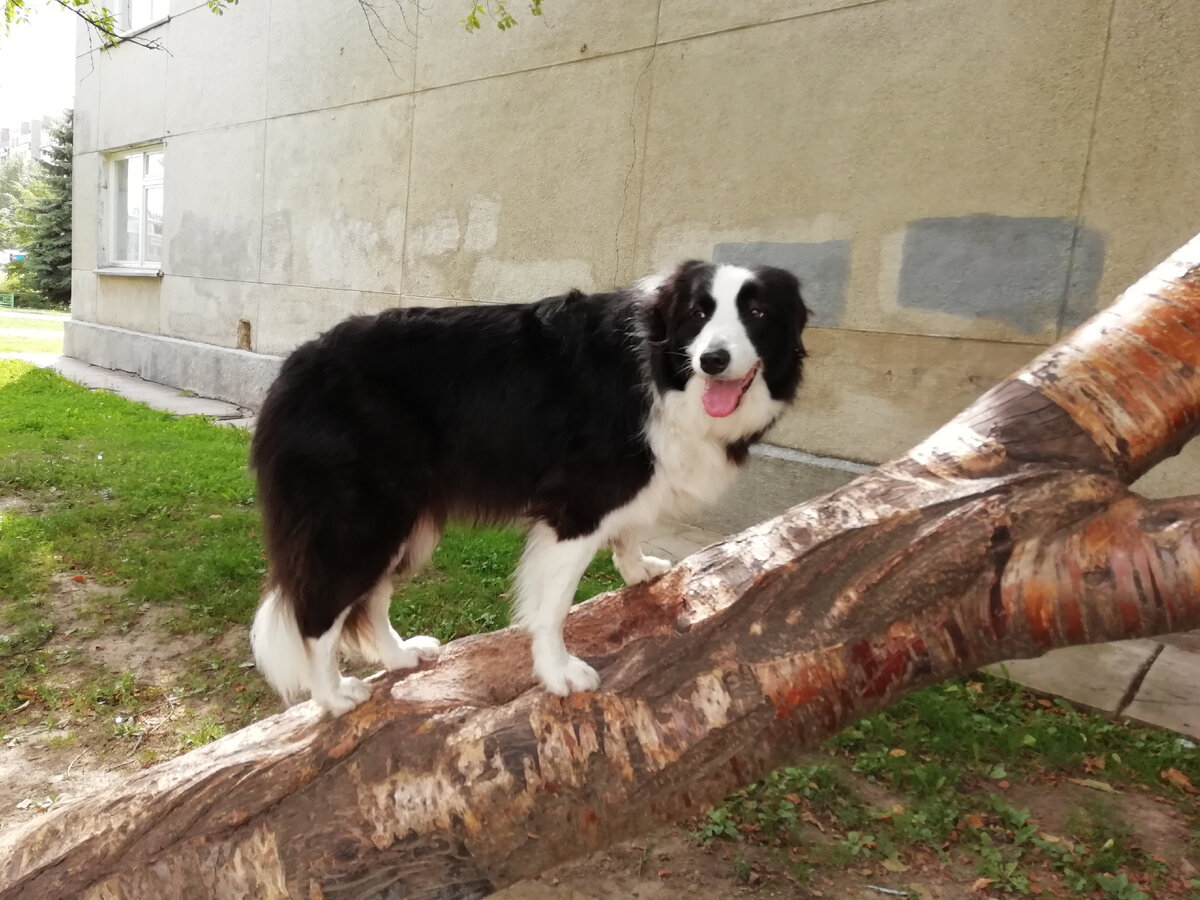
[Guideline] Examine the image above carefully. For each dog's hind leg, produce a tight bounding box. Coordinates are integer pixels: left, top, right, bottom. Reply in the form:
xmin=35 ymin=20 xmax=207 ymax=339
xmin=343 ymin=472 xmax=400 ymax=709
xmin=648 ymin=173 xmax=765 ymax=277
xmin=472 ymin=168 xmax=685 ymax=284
xmin=611 ymin=530 xmax=672 ymax=585
xmin=345 ymin=513 xmax=443 ymax=671
xmin=514 ymin=521 xmax=603 ymax=696
xmin=357 ymin=577 xmax=441 ymax=671
xmin=307 ymin=606 xmax=373 ymax=716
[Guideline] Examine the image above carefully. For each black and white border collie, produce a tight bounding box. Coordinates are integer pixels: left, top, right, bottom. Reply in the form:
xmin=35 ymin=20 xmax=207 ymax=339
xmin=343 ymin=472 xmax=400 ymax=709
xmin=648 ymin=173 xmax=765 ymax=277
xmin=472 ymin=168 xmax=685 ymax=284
xmin=249 ymin=261 xmax=808 ymax=715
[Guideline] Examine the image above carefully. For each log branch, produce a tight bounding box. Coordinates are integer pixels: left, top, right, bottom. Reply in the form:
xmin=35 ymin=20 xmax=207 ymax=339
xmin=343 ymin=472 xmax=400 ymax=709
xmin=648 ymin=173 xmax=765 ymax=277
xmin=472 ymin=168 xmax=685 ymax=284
xmin=2 ymin=237 xmax=1199 ymax=899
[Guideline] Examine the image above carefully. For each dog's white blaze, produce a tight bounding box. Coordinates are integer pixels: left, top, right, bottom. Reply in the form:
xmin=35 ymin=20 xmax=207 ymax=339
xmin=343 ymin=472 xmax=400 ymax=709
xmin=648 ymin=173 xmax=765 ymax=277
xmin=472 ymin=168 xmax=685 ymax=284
xmin=691 ymin=265 xmax=757 ymax=378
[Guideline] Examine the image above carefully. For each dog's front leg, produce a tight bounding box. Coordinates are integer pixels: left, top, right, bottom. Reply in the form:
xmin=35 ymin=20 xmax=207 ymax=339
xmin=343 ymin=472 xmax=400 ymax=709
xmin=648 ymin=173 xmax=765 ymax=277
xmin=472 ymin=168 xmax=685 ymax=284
xmin=514 ymin=522 xmax=602 ymax=695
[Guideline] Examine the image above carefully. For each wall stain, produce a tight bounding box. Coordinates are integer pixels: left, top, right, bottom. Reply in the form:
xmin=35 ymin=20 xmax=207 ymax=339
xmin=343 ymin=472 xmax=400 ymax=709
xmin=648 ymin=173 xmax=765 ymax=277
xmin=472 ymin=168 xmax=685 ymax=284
xmin=713 ymin=240 xmax=850 ymax=327
xmin=898 ymin=214 xmax=1104 ymax=335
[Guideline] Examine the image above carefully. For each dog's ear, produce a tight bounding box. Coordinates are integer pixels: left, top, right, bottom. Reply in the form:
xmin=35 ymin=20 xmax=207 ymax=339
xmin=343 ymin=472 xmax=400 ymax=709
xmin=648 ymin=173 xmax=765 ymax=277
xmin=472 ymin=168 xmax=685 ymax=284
xmin=647 ymin=260 xmax=707 ymax=343
xmin=754 ymin=264 xmax=809 ymax=360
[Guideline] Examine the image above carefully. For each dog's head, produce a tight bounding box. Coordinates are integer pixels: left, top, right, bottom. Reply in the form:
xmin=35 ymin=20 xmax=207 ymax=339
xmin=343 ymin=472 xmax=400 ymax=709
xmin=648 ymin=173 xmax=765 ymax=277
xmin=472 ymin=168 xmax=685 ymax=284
xmin=644 ymin=261 xmax=808 ymax=428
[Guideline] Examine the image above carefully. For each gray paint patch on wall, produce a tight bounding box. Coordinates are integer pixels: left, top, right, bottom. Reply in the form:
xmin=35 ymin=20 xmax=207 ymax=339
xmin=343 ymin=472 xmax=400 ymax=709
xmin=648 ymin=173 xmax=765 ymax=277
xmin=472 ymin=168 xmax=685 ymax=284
xmin=712 ymin=240 xmax=850 ymax=327
xmin=1060 ymin=227 xmax=1107 ymax=333
xmin=898 ymin=215 xmax=1104 ymax=335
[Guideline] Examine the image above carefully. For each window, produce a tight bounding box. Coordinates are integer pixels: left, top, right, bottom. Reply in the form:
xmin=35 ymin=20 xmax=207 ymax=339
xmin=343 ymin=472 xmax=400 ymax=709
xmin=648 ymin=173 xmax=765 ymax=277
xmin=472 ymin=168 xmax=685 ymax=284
xmin=120 ymin=0 xmax=168 ymax=33
xmin=108 ymin=146 xmax=164 ymax=269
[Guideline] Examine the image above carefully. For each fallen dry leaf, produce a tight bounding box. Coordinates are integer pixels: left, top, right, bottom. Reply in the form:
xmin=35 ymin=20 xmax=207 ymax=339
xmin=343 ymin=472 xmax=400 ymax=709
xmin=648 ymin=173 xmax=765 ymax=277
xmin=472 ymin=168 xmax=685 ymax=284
xmin=1161 ymin=768 xmax=1196 ymax=794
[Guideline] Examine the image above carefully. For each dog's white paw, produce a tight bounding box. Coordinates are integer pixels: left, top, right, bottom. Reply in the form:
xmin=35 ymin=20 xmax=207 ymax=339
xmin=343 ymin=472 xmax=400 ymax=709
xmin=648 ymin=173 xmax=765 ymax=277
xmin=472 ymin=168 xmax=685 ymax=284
xmin=619 ymin=553 xmax=673 ymax=585
xmin=403 ymin=634 xmax=442 ymax=660
xmin=314 ymin=676 xmax=371 ymax=716
xmin=537 ymin=654 xmax=600 ymax=696
xmin=379 ymin=633 xmax=442 ymax=670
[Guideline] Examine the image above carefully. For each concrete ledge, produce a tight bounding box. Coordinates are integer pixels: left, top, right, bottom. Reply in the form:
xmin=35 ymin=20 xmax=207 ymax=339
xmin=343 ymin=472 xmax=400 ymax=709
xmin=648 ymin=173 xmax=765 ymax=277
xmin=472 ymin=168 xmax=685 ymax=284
xmin=1122 ymin=645 xmax=1200 ymax=739
xmin=984 ymin=640 xmax=1161 ymax=714
xmin=63 ymin=320 xmax=282 ymax=409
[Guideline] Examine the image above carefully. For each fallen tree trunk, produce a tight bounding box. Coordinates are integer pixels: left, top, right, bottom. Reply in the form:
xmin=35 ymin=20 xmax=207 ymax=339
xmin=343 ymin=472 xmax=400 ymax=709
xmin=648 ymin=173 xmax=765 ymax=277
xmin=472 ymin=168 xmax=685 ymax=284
xmin=2 ymin=237 xmax=1199 ymax=899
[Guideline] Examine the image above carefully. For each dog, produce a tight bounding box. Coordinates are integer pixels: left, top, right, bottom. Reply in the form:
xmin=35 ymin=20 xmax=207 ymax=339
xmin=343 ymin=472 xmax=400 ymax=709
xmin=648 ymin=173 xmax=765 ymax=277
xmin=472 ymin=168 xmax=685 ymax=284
xmin=249 ymin=261 xmax=808 ymax=714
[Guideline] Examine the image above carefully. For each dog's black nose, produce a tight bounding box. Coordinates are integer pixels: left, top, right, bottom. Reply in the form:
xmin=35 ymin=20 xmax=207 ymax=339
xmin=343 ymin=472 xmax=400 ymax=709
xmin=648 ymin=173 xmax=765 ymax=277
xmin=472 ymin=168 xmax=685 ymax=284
xmin=699 ymin=348 xmax=731 ymax=375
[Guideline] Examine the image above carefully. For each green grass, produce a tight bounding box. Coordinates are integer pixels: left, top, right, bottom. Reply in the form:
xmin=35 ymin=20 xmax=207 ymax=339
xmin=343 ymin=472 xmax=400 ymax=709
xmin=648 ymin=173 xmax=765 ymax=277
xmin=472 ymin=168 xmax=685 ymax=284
xmin=0 ymin=315 xmax=66 ymax=331
xmin=700 ymin=675 xmax=1200 ymax=896
xmin=0 ymin=361 xmax=263 ymax=638
xmin=0 ymin=335 xmax=63 ymax=354
xmin=0 ymin=360 xmax=614 ymax=718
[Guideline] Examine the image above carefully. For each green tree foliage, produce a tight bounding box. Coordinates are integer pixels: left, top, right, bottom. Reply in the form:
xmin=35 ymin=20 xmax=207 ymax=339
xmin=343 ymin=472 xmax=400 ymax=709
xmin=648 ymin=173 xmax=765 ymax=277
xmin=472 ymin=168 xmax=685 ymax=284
xmin=8 ymin=111 xmax=72 ymax=307
xmin=4 ymin=0 xmax=540 ymax=47
xmin=462 ymin=0 xmax=544 ymax=32
xmin=0 ymin=155 xmax=33 ymax=249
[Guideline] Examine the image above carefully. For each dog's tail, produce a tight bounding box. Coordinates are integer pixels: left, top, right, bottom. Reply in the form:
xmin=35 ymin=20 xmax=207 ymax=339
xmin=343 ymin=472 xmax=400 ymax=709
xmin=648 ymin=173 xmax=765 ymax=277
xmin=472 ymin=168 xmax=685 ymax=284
xmin=250 ymin=587 xmax=312 ymax=706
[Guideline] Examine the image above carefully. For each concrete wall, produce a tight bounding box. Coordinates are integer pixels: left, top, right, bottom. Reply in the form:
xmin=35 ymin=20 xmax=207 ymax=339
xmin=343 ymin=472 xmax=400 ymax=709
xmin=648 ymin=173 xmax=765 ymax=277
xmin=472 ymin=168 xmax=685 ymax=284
xmin=70 ymin=0 xmax=1200 ymax=494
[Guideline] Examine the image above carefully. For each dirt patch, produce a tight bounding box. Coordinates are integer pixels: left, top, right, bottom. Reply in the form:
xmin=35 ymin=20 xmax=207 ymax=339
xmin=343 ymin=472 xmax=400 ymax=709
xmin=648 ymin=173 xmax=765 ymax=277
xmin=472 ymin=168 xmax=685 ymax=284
xmin=1005 ymin=779 xmax=1197 ymax=869
xmin=498 ymin=827 xmax=995 ymax=899
xmin=46 ymin=574 xmax=212 ymax=686
xmin=0 ymin=575 xmax=258 ymax=833
xmin=0 ymin=495 xmax=31 ymax=515
xmin=497 ymin=831 xmax=799 ymax=899
xmin=0 ymin=724 xmax=126 ymax=831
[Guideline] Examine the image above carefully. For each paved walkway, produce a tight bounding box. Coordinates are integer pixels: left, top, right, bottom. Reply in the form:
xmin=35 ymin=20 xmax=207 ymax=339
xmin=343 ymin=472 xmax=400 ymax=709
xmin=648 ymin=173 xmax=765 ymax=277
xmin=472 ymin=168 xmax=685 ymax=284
xmin=9 ymin=352 xmax=1198 ymax=740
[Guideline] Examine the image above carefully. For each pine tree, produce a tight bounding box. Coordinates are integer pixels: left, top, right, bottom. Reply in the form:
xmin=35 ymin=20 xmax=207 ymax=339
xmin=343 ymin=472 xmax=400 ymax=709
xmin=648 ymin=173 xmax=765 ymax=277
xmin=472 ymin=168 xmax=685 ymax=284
xmin=11 ymin=110 xmax=73 ymax=307
xmin=0 ymin=154 xmax=33 ymax=250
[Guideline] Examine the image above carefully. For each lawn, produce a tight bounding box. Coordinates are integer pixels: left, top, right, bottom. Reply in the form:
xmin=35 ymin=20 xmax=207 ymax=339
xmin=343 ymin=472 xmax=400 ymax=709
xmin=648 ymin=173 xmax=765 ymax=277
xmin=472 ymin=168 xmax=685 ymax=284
xmin=0 ymin=309 xmax=65 ymax=354
xmin=0 ymin=359 xmax=1197 ymax=897
xmin=0 ymin=315 xmax=66 ymax=331
xmin=0 ymin=335 xmax=63 ymax=354
xmin=0 ymin=360 xmax=615 ymax=725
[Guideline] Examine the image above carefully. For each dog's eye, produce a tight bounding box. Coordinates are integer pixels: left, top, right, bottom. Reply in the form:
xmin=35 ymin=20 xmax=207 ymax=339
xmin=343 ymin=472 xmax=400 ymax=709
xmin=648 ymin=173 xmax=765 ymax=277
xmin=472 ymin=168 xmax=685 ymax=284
xmin=691 ymin=307 xmax=708 ymax=320
xmin=748 ymin=306 xmax=765 ymax=319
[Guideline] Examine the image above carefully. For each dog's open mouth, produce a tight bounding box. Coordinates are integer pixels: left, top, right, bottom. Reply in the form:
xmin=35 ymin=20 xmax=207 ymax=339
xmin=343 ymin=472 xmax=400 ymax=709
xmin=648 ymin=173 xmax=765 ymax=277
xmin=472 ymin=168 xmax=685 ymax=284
xmin=702 ymin=362 xmax=760 ymax=418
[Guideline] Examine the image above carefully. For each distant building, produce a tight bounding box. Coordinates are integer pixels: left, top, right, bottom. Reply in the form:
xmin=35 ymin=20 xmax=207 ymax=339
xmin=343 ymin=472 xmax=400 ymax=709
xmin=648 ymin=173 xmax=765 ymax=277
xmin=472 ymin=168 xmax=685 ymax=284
xmin=68 ymin=0 xmax=1200 ymax=496
xmin=0 ymin=117 xmax=52 ymax=163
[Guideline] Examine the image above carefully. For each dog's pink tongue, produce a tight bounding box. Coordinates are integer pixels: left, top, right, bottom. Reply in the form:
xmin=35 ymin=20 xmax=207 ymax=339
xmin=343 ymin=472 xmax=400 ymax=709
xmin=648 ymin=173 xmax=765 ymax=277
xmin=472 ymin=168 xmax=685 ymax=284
xmin=702 ymin=378 xmax=744 ymax=418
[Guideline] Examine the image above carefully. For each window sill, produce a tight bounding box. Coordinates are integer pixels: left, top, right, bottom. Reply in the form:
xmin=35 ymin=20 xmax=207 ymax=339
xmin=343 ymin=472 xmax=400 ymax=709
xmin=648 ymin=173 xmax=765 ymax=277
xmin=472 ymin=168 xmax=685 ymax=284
xmin=117 ymin=16 xmax=170 ymax=41
xmin=96 ymin=267 xmax=163 ymax=278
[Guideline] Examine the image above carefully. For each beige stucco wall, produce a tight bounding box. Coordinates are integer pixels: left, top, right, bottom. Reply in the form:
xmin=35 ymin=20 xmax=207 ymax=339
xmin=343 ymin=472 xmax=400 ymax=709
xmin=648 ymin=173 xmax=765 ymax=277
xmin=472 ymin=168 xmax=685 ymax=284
xmin=71 ymin=0 xmax=1200 ymax=492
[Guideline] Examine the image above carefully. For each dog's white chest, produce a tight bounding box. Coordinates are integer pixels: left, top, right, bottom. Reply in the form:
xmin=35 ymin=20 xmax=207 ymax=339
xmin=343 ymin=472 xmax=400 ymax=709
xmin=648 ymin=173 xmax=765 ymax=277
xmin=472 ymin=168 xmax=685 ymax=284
xmin=644 ymin=388 xmax=742 ymax=517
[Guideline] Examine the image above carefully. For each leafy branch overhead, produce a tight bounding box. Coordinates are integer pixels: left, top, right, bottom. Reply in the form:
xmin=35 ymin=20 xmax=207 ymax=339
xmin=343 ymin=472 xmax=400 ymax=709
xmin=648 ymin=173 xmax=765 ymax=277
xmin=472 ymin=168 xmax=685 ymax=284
xmin=462 ymin=0 xmax=544 ymax=32
xmin=4 ymin=0 xmax=546 ymax=52
xmin=2 ymin=0 xmax=238 ymax=50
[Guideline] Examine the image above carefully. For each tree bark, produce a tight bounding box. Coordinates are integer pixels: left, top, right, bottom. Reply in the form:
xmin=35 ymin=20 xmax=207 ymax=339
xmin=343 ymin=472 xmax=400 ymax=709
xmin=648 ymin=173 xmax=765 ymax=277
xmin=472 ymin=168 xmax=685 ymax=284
xmin=3 ymin=237 xmax=1199 ymax=900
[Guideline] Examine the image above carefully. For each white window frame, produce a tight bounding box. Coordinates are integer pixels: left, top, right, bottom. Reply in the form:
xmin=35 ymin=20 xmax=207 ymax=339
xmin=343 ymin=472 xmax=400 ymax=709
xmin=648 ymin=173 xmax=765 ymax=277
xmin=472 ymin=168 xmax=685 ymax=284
xmin=105 ymin=144 xmax=164 ymax=271
xmin=117 ymin=0 xmax=169 ymax=35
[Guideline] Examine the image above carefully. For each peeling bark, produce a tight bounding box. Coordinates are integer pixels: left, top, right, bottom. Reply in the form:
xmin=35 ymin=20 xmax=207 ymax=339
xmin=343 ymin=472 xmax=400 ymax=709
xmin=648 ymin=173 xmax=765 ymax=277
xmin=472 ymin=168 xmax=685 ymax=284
xmin=2 ymin=237 xmax=1199 ymax=899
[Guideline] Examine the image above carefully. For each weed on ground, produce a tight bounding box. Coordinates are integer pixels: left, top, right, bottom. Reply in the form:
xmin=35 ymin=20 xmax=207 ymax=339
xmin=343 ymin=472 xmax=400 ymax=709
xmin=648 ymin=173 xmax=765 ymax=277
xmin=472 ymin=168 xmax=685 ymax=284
xmin=696 ymin=677 xmax=1200 ymax=897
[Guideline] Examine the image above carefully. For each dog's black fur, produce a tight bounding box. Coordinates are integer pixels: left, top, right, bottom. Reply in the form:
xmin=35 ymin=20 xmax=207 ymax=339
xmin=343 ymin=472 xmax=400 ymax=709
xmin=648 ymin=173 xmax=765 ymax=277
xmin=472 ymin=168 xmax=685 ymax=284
xmin=250 ymin=261 xmax=807 ymax=709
